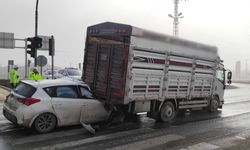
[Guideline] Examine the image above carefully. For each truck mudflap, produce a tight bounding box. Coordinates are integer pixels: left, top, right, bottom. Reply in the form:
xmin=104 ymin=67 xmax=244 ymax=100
xmin=80 ymin=121 xmax=96 ymax=134
xmin=80 ymin=103 xmax=126 ymax=134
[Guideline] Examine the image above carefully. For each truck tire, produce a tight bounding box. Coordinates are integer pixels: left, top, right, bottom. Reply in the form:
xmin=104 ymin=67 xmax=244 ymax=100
xmin=160 ymin=101 xmax=176 ymax=122
xmin=208 ymin=96 xmax=219 ymax=112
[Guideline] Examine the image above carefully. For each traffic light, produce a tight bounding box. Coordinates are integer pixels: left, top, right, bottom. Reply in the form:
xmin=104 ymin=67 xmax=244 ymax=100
xmin=27 ymin=36 xmax=43 ymax=58
xmin=34 ymin=36 xmax=43 ymax=49
xmin=49 ymin=36 xmax=55 ymax=56
xmin=27 ymin=37 xmax=36 ymax=58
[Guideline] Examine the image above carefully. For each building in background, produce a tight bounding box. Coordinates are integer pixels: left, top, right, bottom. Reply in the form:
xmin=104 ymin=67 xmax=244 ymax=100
xmin=235 ymin=61 xmax=241 ymax=80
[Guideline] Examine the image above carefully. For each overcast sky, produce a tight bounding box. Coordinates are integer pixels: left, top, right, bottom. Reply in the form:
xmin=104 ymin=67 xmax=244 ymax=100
xmin=0 ymin=0 xmax=250 ymax=70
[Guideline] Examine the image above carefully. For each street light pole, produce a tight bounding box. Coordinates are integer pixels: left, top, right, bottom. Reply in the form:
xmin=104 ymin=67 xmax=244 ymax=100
xmin=168 ymin=0 xmax=187 ymax=36
xmin=34 ymin=0 xmax=39 ymax=67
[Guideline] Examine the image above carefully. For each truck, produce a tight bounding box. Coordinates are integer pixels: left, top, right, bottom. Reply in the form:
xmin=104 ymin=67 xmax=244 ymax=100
xmin=82 ymin=22 xmax=232 ymax=122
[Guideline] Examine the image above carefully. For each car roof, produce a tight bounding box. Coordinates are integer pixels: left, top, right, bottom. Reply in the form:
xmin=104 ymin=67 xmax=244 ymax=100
xmin=22 ymin=78 xmax=88 ymax=88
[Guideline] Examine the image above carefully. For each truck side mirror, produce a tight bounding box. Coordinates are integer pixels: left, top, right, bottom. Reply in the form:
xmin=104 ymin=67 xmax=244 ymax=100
xmin=227 ymin=71 xmax=232 ymax=85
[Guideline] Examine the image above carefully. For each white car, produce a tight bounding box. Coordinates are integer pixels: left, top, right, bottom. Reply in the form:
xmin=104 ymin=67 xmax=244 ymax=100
xmin=42 ymin=69 xmax=57 ymax=79
xmin=55 ymin=68 xmax=82 ymax=81
xmin=3 ymin=79 xmax=110 ymax=133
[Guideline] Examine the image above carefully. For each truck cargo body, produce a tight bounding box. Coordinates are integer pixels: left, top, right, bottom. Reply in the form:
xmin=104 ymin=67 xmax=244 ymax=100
xmin=82 ymin=22 xmax=226 ymax=121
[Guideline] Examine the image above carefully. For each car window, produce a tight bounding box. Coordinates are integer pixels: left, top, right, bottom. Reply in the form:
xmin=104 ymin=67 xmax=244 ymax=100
xmin=58 ymin=70 xmax=64 ymax=74
xmin=56 ymin=86 xmax=78 ymax=98
xmin=14 ymin=82 xmax=36 ymax=97
xmin=79 ymin=86 xmax=93 ymax=99
xmin=44 ymin=87 xmax=56 ymax=97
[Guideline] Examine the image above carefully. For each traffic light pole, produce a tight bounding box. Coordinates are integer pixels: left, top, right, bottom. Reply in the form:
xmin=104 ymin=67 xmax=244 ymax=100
xmin=34 ymin=0 xmax=39 ymax=67
xmin=52 ymin=54 xmax=54 ymax=79
xmin=25 ymin=39 xmax=28 ymax=79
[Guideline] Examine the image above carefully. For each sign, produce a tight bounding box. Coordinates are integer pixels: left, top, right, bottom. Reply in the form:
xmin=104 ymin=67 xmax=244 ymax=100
xmin=8 ymin=60 xmax=14 ymax=72
xmin=8 ymin=60 xmax=14 ymax=66
xmin=0 ymin=32 xmax=15 ymax=49
xmin=38 ymin=35 xmax=51 ymax=50
xmin=37 ymin=55 xmax=47 ymax=67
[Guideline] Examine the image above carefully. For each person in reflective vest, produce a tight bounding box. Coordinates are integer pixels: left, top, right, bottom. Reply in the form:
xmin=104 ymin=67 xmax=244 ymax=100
xmin=29 ymin=68 xmax=43 ymax=81
xmin=9 ymin=65 xmax=20 ymax=88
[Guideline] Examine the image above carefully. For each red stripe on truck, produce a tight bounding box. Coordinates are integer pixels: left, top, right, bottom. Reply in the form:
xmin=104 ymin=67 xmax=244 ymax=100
xmin=170 ymin=61 xmax=192 ymax=67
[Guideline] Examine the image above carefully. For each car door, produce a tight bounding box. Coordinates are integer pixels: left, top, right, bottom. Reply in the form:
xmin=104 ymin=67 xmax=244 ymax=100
xmin=50 ymin=85 xmax=86 ymax=126
xmin=78 ymin=86 xmax=110 ymax=124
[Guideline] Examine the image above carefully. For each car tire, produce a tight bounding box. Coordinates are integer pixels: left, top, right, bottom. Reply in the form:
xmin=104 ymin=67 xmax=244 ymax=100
xmin=34 ymin=113 xmax=57 ymax=133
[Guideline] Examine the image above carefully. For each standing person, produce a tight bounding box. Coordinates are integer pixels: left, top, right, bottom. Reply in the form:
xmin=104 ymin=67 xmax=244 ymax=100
xmin=9 ymin=65 xmax=20 ymax=89
xmin=29 ymin=68 xmax=43 ymax=81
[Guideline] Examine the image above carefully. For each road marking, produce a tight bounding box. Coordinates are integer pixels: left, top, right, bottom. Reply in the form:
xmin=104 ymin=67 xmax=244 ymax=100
xmin=0 ymin=120 xmax=10 ymax=124
xmin=107 ymin=134 xmax=184 ymax=150
xmin=237 ymin=130 xmax=250 ymax=139
xmin=210 ymin=134 xmax=246 ymax=149
xmin=12 ymin=128 xmax=88 ymax=145
xmin=235 ymin=136 xmax=246 ymax=140
xmin=0 ymin=128 xmax=23 ymax=134
xmin=32 ymin=128 xmax=155 ymax=150
xmin=180 ymin=142 xmax=219 ymax=150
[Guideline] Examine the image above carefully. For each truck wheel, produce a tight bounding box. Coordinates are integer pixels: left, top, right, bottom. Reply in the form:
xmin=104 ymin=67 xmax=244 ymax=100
xmin=208 ymin=97 xmax=219 ymax=112
xmin=160 ymin=101 xmax=176 ymax=122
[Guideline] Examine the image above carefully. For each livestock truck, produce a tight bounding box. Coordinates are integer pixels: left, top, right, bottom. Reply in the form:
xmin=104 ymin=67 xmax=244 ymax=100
xmin=82 ymin=22 xmax=232 ymax=122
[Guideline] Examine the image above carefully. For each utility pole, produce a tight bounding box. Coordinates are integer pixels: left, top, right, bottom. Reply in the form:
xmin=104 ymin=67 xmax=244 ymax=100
xmin=168 ymin=0 xmax=188 ymax=36
xmin=34 ymin=0 xmax=39 ymax=67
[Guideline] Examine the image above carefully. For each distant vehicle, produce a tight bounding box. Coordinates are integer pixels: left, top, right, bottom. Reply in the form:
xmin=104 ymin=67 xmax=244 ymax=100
xmin=55 ymin=68 xmax=82 ymax=81
xmin=42 ymin=69 xmax=57 ymax=79
xmin=82 ymin=22 xmax=232 ymax=122
xmin=3 ymin=79 xmax=110 ymax=133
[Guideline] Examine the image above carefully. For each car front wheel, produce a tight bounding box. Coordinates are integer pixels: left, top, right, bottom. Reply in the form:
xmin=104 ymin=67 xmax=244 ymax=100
xmin=34 ymin=113 xmax=57 ymax=133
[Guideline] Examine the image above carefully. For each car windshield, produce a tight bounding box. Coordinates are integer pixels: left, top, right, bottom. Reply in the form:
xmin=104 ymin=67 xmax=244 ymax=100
xmin=67 ymin=69 xmax=81 ymax=76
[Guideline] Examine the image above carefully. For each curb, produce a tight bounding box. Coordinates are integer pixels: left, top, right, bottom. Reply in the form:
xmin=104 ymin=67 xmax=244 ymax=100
xmin=0 ymin=85 xmax=11 ymax=92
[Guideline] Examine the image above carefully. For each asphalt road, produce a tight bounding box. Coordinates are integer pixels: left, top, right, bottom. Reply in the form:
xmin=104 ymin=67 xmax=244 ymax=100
xmin=1 ymin=83 xmax=250 ymax=150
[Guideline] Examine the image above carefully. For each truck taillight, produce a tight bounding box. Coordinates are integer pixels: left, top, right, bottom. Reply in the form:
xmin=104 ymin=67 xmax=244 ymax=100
xmin=21 ymin=98 xmax=40 ymax=106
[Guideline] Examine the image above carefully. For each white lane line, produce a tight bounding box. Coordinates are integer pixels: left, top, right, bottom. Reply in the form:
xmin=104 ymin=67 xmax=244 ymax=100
xmin=0 ymin=128 xmax=23 ymax=134
xmin=0 ymin=120 xmax=10 ymax=124
xmin=237 ymin=130 xmax=250 ymax=139
xmin=180 ymin=142 xmax=219 ymax=150
xmin=107 ymin=134 xmax=184 ymax=150
xmin=210 ymin=135 xmax=247 ymax=149
xmin=225 ymin=99 xmax=250 ymax=104
xmin=235 ymin=136 xmax=246 ymax=140
xmin=32 ymin=128 xmax=155 ymax=150
xmin=12 ymin=128 xmax=88 ymax=145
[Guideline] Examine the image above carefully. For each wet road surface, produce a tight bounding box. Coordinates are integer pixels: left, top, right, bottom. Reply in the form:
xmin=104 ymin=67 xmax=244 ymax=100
xmin=1 ymin=83 xmax=250 ymax=150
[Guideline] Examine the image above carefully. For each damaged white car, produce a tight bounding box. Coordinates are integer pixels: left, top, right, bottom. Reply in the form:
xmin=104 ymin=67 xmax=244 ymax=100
xmin=3 ymin=79 xmax=111 ymax=133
